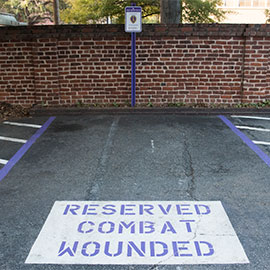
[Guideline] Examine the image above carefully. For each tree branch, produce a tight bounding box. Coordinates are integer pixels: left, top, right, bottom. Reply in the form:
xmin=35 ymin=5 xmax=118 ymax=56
xmin=142 ymin=11 xmax=159 ymax=18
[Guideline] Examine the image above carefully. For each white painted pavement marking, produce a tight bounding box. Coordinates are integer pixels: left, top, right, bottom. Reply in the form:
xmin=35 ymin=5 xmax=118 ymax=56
xmin=151 ymin=139 xmax=155 ymax=153
xmin=231 ymin=115 xmax=270 ymax=121
xmin=236 ymin=126 xmax=270 ymax=132
xmin=0 ymin=136 xmax=27 ymax=144
xmin=253 ymin=140 xmax=270 ymax=146
xmin=26 ymin=201 xmax=249 ymax=265
xmin=3 ymin=121 xmax=42 ymax=128
xmin=0 ymin=159 xmax=8 ymax=165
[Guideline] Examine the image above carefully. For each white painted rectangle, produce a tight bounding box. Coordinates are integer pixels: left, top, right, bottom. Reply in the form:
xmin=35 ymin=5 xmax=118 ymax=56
xmin=25 ymin=201 xmax=249 ymax=265
xmin=236 ymin=126 xmax=270 ymax=132
xmin=0 ymin=136 xmax=27 ymax=143
xmin=232 ymin=115 xmax=270 ymax=121
xmin=3 ymin=121 xmax=42 ymax=128
xmin=0 ymin=158 xmax=8 ymax=165
xmin=253 ymin=140 xmax=270 ymax=145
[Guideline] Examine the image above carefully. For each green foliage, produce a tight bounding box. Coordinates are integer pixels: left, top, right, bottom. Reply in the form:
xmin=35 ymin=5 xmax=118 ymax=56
xmin=61 ymin=0 xmax=159 ymax=24
xmin=61 ymin=0 xmax=102 ymax=24
xmin=3 ymin=0 xmax=52 ymax=24
xmin=265 ymin=9 xmax=270 ymax=23
xmin=61 ymin=0 xmax=226 ymax=24
xmin=168 ymin=102 xmax=185 ymax=107
xmin=182 ymin=0 xmax=226 ymax=23
xmin=236 ymin=100 xmax=270 ymax=108
xmin=0 ymin=0 xmax=8 ymax=11
xmin=1 ymin=0 xmax=68 ymax=25
xmin=1 ymin=0 xmax=226 ymax=25
xmin=91 ymin=0 xmax=159 ymax=24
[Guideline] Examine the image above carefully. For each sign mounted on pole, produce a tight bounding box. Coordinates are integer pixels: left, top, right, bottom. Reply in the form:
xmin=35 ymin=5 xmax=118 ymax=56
xmin=125 ymin=4 xmax=142 ymax=107
xmin=125 ymin=6 xmax=142 ymax=33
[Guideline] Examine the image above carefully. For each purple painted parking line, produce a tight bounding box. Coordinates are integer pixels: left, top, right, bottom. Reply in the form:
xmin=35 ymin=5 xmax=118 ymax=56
xmin=0 ymin=117 xmax=55 ymax=182
xmin=219 ymin=115 xmax=270 ymax=168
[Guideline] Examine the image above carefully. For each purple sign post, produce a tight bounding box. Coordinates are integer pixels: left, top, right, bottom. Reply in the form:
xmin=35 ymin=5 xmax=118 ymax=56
xmin=125 ymin=3 xmax=142 ymax=107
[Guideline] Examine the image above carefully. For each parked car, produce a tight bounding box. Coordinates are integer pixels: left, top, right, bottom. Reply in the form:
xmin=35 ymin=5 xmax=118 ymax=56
xmin=0 ymin=12 xmax=27 ymax=26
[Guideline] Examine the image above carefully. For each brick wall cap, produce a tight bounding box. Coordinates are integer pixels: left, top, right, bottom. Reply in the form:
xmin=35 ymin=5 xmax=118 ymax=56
xmin=1 ymin=24 xmax=270 ymax=42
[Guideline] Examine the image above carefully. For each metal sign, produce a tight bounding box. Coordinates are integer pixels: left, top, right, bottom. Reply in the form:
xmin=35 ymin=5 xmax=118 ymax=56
xmin=125 ymin=6 xmax=142 ymax=33
xmin=26 ymin=201 xmax=249 ymax=265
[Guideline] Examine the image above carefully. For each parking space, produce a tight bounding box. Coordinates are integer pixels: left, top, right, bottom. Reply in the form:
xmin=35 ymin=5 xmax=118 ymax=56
xmin=0 ymin=140 xmax=25 ymax=165
xmin=0 ymin=114 xmax=270 ymax=270
xmin=230 ymin=115 xmax=270 ymax=154
xmin=0 ymin=123 xmax=35 ymax=169
xmin=220 ymin=115 xmax=270 ymax=167
xmin=0 ymin=117 xmax=55 ymax=182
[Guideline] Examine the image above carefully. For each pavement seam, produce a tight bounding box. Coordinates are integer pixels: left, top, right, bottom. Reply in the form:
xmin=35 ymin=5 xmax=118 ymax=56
xmin=183 ymin=133 xmax=197 ymax=201
xmin=85 ymin=117 xmax=120 ymax=200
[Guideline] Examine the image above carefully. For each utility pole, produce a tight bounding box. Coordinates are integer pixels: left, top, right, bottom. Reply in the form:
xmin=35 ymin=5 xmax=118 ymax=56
xmin=53 ymin=0 xmax=60 ymax=25
xmin=160 ymin=0 xmax=181 ymax=24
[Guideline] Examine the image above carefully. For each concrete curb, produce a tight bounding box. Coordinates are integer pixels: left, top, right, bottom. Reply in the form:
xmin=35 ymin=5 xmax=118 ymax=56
xmin=30 ymin=106 xmax=270 ymax=116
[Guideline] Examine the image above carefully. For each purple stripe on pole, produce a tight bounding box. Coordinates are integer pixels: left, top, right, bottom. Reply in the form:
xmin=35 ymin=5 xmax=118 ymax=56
xmin=219 ymin=115 xmax=270 ymax=167
xmin=0 ymin=117 xmax=55 ymax=182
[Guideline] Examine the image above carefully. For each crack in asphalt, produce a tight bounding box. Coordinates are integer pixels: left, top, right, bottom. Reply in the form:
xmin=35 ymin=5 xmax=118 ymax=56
xmin=183 ymin=132 xmax=197 ymax=201
xmin=147 ymin=254 xmax=175 ymax=269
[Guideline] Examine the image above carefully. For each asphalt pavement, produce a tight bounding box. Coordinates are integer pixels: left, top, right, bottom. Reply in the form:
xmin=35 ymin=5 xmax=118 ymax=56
xmin=0 ymin=114 xmax=269 ymax=270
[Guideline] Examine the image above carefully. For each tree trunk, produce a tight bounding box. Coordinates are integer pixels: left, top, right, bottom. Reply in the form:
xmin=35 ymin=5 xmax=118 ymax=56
xmin=160 ymin=0 xmax=181 ymax=24
xmin=53 ymin=0 xmax=60 ymax=25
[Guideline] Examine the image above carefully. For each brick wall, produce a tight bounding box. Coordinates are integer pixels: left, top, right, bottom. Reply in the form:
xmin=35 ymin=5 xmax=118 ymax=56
xmin=0 ymin=24 xmax=270 ymax=107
